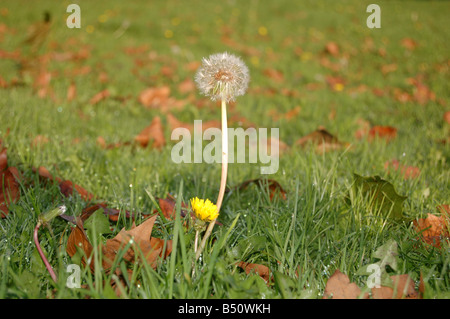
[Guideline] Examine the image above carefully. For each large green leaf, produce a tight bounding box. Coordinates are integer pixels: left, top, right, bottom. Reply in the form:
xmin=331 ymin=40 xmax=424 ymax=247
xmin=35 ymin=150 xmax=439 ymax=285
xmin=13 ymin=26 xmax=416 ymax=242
xmin=350 ymin=174 xmax=407 ymax=221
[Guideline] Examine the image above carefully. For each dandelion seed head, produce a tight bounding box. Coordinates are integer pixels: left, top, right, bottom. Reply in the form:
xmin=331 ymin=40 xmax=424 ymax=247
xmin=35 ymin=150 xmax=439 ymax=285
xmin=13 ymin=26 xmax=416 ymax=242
xmin=195 ymin=52 xmax=250 ymax=103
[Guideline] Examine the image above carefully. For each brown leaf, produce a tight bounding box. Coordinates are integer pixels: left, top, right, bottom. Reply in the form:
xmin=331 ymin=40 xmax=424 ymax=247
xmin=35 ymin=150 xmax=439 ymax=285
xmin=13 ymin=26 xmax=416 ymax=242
xmin=0 ymin=144 xmax=21 ymax=218
xmin=66 ymin=217 xmax=94 ymax=269
xmin=323 ymin=269 xmax=368 ymax=299
xmin=59 ymin=180 xmax=95 ymax=202
xmin=263 ymin=68 xmax=284 ymax=83
xmin=295 ymin=127 xmax=348 ymax=153
xmin=237 ymin=261 xmax=272 ymax=284
xmin=371 ymin=274 xmax=419 ymax=299
xmin=229 ymin=178 xmax=287 ymax=201
xmin=401 ymin=38 xmax=418 ymax=50
xmin=444 ymin=111 xmax=450 ymax=125
xmin=354 ymin=118 xmax=371 ymax=139
xmin=67 ymin=82 xmax=77 ymax=102
xmin=138 ymin=86 xmax=170 ymax=108
xmin=178 ymin=78 xmax=196 ymax=94
xmin=384 ymin=159 xmax=420 ymax=179
xmin=368 ymin=125 xmax=397 ymax=142
xmin=134 ymin=116 xmax=166 ymax=149
xmin=89 ymin=89 xmax=110 ymax=105
xmin=413 ymin=212 xmax=450 ymax=248
xmin=102 ymin=215 xmax=172 ymax=269
xmin=31 ymin=135 xmax=49 ymax=148
xmin=324 ymin=42 xmax=339 ymax=56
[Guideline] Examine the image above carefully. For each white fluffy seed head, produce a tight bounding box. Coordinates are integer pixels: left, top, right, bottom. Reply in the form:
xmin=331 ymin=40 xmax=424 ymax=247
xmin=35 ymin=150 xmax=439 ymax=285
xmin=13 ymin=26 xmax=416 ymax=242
xmin=195 ymin=52 xmax=250 ymax=103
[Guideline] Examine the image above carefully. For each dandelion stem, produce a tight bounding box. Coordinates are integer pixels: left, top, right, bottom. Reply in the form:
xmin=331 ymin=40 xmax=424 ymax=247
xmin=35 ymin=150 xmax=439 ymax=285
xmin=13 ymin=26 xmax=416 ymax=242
xmin=195 ymin=99 xmax=228 ymax=260
xmin=33 ymin=222 xmax=58 ymax=283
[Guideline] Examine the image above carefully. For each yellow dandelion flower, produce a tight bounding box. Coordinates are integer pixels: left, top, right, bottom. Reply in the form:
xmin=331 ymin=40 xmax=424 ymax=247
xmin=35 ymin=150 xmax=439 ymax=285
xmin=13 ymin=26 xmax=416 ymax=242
xmin=190 ymin=197 xmax=219 ymax=222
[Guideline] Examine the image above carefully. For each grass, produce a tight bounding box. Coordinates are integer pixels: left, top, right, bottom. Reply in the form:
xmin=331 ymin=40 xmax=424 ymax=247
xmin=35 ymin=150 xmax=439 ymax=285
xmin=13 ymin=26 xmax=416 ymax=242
xmin=0 ymin=0 xmax=449 ymax=299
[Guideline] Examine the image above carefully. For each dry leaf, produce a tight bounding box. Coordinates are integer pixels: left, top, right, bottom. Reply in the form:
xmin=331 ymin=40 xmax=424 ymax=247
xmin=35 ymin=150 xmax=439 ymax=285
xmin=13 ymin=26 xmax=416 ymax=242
xmin=228 ymin=178 xmax=287 ymax=201
xmin=67 ymin=82 xmax=77 ymax=102
xmin=89 ymin=89 xmax=110 ymax=105
xmin=413 ymin=212 xmax=450 ymax=248
xmin=371 ymin=274 xmax=419 ymax=299
xmin=384 ymin=159 xmax=420 ymax=179
xmin=368 ymin=125 xmax=397 ymax=142
xmin=102 ymin=215 xmax=172 ymax=269
xmin=66 ymin=217 xmax=94 ymax=269
xmin=0 ymin=143 xmax=21 ymax=218
xmin=323 ymin=269 xmax=368 ymax=299
xmin=295 ymin=127 xmax=348 ymax=154
xmin=324 ymin=42 xmax=339 ymax=56
xmin=134 ymin=116 xmax=166 ymax=149
xmin=237 ymin=261 xmax=272 ymax=284
xmin=263 ymin=68 xmax=284 ymax=83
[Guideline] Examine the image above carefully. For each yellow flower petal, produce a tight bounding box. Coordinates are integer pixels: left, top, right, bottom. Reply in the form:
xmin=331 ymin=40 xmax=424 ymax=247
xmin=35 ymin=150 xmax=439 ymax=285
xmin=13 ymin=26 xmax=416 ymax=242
xmin=190 ymin=197 xmax=219 ymax=222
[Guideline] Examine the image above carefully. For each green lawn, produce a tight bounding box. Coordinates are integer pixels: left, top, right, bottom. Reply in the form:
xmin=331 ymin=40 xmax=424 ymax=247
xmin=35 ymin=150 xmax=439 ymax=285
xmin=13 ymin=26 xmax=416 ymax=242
xmin=0 ymin=0 xmax=449 ymax=299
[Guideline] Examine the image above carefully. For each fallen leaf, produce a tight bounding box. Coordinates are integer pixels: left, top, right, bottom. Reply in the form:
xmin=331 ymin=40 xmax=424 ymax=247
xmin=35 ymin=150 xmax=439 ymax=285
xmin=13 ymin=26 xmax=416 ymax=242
xmin=350 ymin=174 xmax=407 ymax=221
xmin=384 ymin=159 xmax=420 ymax=179
xmin=138 ymin=86 xmax=170 ymax=108
xmin=444 ymin=111 xmax=450 ymax=125
xmin=263 ymin=68 xmax=284 ymax=83
xmin=178 ymin=78 xmax=196 ymax=94
xmin=89 ymin=89 xmax=110 ymax=105
xmin=31 ymin=135 xmax=49 ymax=148
xmin=368 ymin=125 xmax=397 ymax=142
xmin=237 ymin=261 xmax=272 ymax=284
xmin=59 ymin=180 xmax=95 ymax=202
xmin=67 ymin=82 xmax=77 ymax=102
xmin=102 ymin=215 xmax=172 ymax=269
xmin=324 ymin=42 xmax=339 ymax=56
xmin=323 ymin=269 xmax=368 ymax=299
xmin=401 ymin=38 xmax=418 ymax=50
xmin=371 ymin=274 xmax=419 ymax=299
xmin=134 ymin=116 xmax=166 ymax=149
xmin=295 ymin=127 xmax=348 ymax=154
xmin=66 ymin=217 xmax=94 ymax=269
xmin=413 ymin=212 xmax=450 ymax=248
xmin=228 ymin=178 xmax=287 ymax=201
xmin=0 ymin=143 xmax=21 ymax=218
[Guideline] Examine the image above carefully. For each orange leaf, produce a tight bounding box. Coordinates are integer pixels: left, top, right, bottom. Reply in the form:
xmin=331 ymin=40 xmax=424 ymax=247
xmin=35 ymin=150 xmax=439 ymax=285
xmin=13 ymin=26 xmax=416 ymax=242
xmin=59 ymin=180 xmax=95 ymax=202
xmin=368 ymin=125 xmax=397 ymax=142
xmin=67 ymin=82 xmax=77 ymax=102
xmin=66 ymin=217 xmax=94 ymax=269
xmin=384 ymin=159 xmax=420 ymax=179
xmin=263 ymin=68 xmax=284 ymax=83
xmin=324 ymin=42 xmax=339 ymax=56
xmin=237 ymin=261 xmax=272 ymax=284
xmin=134 ymin=116 xmax=166 ymax=149
xmin=323 ymin=269 xmax=368 ymax=299
xmin=413 ymin=213 xmax=450 ymax=248
xmin=0 ymin=144 xmax=21 ymax=218
xmin=89 ymin=89 xmax=110 ymax=105
xmin=296 ymin=127 xmax=348 ymax=154
xmin=371 ymin=274 xmax=419 ymax=299
xmin=229 ymin=178 xmax=287 ymax=201
xmin=102 ymin=215 xmax=172 ymax=269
